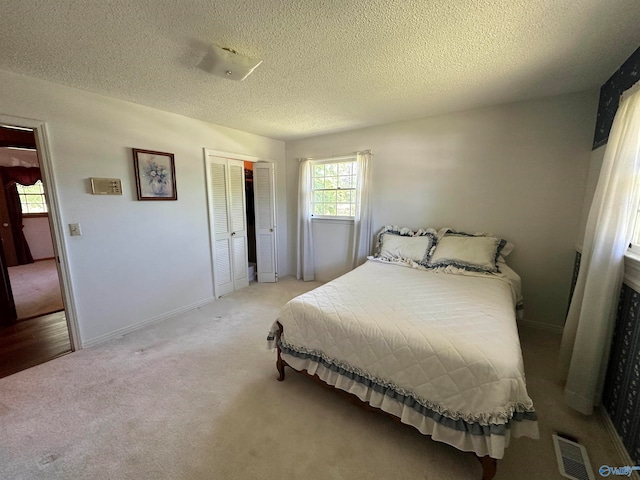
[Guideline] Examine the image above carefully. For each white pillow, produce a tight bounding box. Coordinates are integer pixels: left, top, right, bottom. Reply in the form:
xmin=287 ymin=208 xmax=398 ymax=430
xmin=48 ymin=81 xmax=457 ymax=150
xmin=379 ymin=234 xmax=433 ymax=264
xmin=497 ymin=240 xmax=514 ymax=262
xmin=428 ymin=233 xmax=507 ymax=273
xmin=373 ymin=225 xmax=437 ymax=265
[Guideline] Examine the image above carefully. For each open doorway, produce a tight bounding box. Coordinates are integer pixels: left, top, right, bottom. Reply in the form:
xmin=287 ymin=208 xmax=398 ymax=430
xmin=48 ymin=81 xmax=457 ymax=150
xmin=244 ymin=161 xmax=257 ymax=282
xmin=0 ymin=124 xmax=71 ymax=379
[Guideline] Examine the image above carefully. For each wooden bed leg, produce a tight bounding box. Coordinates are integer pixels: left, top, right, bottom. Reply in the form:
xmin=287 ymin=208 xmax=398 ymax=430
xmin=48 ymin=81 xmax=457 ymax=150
xmin=477 ymin=455 xmax=497 ymax=480
xmin=276 ymin=322 xmax=286 ymax=381
xmin=276 ymin=346 xmax=286 ymax=381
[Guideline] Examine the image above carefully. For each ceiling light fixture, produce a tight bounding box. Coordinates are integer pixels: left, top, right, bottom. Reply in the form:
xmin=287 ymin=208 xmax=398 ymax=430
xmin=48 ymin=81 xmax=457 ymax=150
xmin=198 ymin=45 xmax=262 ymax=81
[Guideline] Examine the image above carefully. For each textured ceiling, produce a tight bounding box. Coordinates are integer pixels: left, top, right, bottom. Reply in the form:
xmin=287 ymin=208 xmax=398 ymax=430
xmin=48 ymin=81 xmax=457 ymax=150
xmin=0 ymin=0 xmax=639 ymax=140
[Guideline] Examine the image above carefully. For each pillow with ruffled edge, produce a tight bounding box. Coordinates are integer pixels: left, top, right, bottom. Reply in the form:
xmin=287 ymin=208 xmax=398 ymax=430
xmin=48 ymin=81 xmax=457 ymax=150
xmin=373 ymin=225 xmax=437 ymax=266
xmin=427 ymin=229 xmax=511 ymax=273
xmin=435 ymin=228 xmax=514 ymax=257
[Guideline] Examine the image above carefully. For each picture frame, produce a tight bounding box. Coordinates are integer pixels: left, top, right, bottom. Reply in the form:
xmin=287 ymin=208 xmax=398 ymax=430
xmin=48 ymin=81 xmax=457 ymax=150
xmin=132 ymin=148 xmax=177 ymax=201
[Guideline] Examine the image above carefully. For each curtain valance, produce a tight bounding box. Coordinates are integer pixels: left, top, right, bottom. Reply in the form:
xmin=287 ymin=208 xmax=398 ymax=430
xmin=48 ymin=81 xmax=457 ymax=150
xmin=0 ymin=166 xmax=42 ymax=187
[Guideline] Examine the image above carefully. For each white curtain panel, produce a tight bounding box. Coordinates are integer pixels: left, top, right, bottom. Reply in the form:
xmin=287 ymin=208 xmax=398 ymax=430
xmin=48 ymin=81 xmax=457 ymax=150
xmin=560 ymin=89 xmax=640 ymax=415
xmin=296 ymin=160 xmax=315 ymax=281
xmin=351 ymin=151 xmax=373 ymax=268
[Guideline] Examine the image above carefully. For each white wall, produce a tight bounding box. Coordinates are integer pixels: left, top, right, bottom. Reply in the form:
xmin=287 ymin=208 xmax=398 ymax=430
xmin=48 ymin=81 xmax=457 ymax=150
xmin=23 ymin=216 xmax=55 ymax=259
xmin=286 ymin=91 xmax=598 ymax=328
xmin=311 ymin=219 xmax=354 ymax=281
xmin=0 ymin=69 xmax=287 ymax=345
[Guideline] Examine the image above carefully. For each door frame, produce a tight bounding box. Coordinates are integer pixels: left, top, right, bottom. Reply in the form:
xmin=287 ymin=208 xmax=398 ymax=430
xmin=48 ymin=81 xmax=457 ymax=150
xmin=0 ymin=113 xmax=80 ymax=351
xmin=203 ymin=148 xmax=277 ymax=297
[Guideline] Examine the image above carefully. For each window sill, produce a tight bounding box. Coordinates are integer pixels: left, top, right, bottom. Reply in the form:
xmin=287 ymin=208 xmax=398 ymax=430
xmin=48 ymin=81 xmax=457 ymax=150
xmin=22 ymin=213 xmax=49 ymax=218
xmin=311 ymin=217 xmax=354 ymax=225
xmin=624 ymin=251 xmax=640 ymax=292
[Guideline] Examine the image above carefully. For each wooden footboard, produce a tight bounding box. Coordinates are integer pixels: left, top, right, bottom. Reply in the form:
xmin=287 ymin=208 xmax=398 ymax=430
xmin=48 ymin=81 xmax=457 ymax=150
xmin=274 ymin=321 xmax=498 ymax=480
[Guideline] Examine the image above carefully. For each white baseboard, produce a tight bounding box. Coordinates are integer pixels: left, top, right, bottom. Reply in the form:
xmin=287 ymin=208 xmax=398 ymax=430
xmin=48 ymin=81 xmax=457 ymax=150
xmin=600 ymin=408 xmax=640 ymax=480
xmin=519 ymin=319 xmax=564 ymax=334
xmin=81 ymin=297 xmax=215 ymax=348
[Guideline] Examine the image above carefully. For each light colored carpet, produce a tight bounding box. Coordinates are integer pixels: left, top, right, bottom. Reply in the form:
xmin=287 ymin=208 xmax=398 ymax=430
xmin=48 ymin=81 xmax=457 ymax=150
xmin=7 ymin=259 xmax=64 ymax=320
xmin=0 ymin=277 xmax=627 ymax=479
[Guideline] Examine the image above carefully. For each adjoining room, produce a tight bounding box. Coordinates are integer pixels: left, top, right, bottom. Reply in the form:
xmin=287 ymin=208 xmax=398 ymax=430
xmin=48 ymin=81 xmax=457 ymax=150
xmin=0 ymin=125 xmax=70 ymax=378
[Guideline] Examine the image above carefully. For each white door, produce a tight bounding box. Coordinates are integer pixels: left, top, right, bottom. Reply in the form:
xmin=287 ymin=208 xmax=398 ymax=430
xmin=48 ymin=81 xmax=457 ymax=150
xmin=207 ymin=157 xmax=249 ymax=297
xmin=227 ymin=161 xmax=249 ymax=291
xmin=253 ymin=162 xmax=277 ymax=282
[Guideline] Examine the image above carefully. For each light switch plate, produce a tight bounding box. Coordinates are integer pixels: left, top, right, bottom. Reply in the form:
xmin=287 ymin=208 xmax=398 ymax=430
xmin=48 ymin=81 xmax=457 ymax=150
xmin=90 ymin=177 xmax=122 ymax=195
xmin=69 ymin=223 xmax=82 ymax=236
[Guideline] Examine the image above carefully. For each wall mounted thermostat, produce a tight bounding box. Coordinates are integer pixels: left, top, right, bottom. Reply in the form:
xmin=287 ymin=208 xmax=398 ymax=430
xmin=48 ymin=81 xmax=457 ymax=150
xmin=90 ymin=177 xmax=122 ymax=195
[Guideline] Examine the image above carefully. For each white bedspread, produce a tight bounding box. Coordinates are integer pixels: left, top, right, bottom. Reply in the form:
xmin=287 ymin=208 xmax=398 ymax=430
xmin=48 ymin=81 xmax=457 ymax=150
xmin=268 ymin=260 xmax=538 ymax=458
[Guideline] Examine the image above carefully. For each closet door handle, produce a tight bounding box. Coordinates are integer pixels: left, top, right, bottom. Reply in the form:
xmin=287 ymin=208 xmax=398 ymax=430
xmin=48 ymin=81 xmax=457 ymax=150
xmin=231 ymin=231 xmax=236 ymax=236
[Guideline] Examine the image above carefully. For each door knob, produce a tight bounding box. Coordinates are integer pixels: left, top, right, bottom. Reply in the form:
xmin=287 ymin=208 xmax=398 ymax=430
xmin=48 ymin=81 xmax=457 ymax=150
xmin=2 ymin=223 xmax=8 ymax=227
xmin=231 ymin=232 xmax=236 ymax=236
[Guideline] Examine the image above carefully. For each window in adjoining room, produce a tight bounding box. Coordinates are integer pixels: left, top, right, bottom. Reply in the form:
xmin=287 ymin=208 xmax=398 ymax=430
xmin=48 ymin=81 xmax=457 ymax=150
xmin=310 ymin=158 xmax=358 ymax=218
xmin=17 ymin=180 xmax=48 ymax=215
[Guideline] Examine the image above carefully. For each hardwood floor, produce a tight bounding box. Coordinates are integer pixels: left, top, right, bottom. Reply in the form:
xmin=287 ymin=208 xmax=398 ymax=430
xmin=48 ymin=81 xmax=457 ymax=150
xmin=0 ymin=311 xmax=72 ymax=379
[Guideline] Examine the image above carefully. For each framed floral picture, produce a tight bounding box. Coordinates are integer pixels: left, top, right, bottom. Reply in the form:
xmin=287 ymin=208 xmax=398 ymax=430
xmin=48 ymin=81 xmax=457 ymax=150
xmin=132 ymin=148 xmax=177 ymax=201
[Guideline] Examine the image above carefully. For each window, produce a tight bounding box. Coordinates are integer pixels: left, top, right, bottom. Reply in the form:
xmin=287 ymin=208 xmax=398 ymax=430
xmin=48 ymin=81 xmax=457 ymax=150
xmin=631 ymin=219 xmax=640 ymax=254
xmin=311 ymin=158 xmax=358 ymax=218
xmin=630 ymin=195 xmax=640 ymax=255
xmin=17 ymin=180 xmax=48 ymax=215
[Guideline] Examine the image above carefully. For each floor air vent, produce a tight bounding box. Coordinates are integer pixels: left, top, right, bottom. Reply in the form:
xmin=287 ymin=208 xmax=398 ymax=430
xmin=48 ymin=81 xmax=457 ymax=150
xmin=553 ymin=434 xmax=595 ymax=480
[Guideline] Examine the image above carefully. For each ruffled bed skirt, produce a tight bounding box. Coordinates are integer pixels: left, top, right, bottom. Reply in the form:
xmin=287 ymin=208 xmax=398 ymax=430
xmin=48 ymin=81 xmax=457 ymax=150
xmin=281 ymin=352 xmax=539 ymax=459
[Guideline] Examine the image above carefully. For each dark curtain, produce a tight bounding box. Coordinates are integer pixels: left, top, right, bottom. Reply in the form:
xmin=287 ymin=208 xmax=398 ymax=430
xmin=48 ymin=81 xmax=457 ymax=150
xmin=0 ymin=167 xmax=42 ymax=265
xmin=1 ymin=167 xmax=42 ymax=186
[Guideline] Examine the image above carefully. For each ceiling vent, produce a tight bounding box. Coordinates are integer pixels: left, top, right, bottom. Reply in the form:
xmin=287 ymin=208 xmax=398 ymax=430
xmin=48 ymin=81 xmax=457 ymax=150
xmin=552 ymin=434 xmax=595 ymax=480
xmin=198 ymin=45 xmax=262 ymax=81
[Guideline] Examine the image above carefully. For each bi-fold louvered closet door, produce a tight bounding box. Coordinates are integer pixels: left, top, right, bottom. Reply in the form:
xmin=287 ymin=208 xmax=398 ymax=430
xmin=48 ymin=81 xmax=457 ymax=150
xmin=252 ymin=162 xmax=277 ymax=283
xmin=206 ymin=156 xmax=277 ymax=298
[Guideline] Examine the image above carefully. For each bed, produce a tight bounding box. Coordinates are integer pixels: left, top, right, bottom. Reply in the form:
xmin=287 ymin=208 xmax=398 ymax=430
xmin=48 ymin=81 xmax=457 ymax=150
xmin=267 ymin=227 xmax=539 ymax=479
